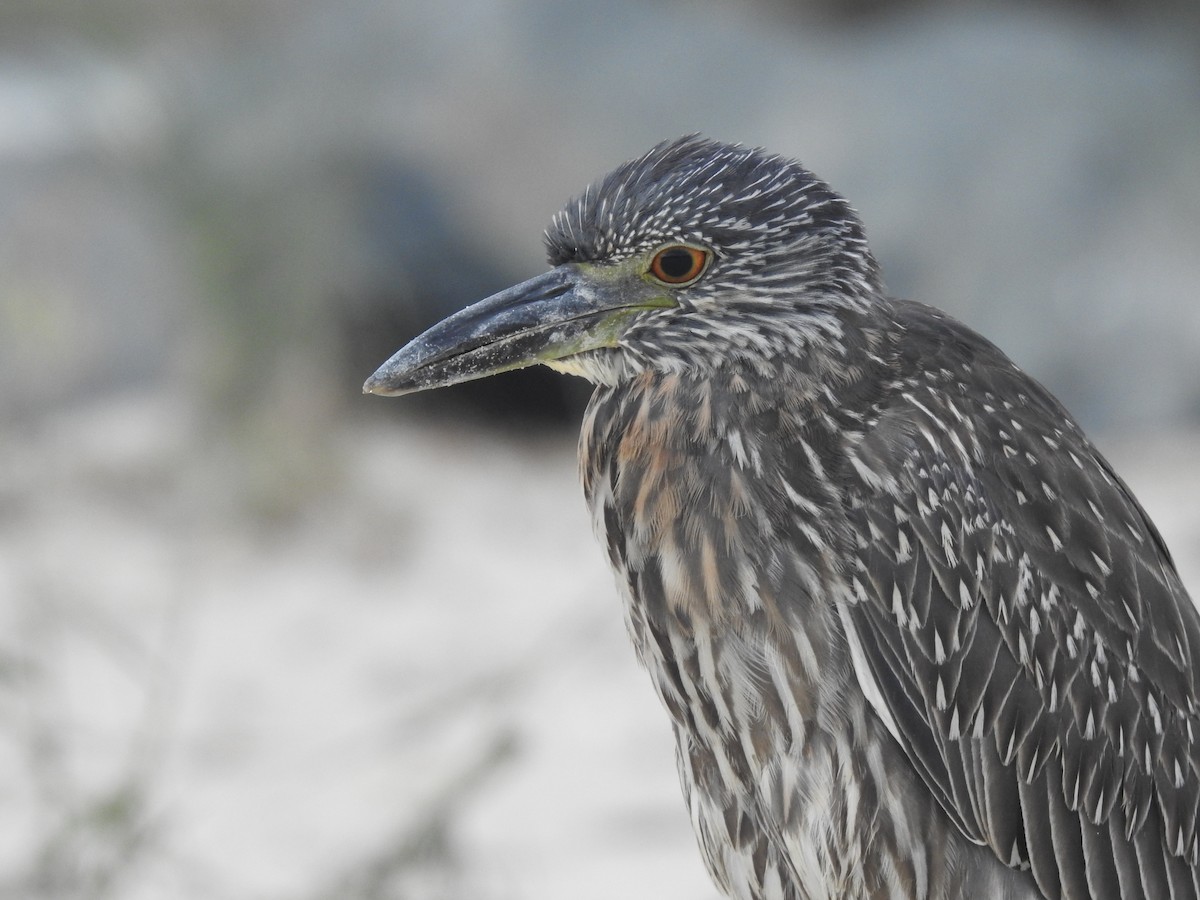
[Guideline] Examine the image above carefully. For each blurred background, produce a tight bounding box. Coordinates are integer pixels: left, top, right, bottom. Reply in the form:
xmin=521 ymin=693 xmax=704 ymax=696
xmin=1 ymin=0 xmax=1198 ymax=898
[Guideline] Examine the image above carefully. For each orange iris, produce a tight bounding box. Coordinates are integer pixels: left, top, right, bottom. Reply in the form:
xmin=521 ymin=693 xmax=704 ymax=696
xmin=648 ymin=245 xmax=710 ymax=286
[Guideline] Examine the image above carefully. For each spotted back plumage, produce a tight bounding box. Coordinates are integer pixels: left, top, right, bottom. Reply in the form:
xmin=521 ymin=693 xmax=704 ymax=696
xmin=843 ymin=302 xmax=1200 ymax=898
xmin=559 ymin=137 xmax=1200 ymax=899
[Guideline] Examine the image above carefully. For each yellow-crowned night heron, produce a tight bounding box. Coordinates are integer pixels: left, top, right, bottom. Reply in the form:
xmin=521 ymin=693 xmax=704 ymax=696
xmin=364 ymin=136 xmax=1200 ymax=899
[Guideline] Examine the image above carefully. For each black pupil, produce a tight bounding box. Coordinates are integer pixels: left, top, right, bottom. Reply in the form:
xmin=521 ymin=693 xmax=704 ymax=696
xmin=659 ymin=248 xmax=696 ymax=280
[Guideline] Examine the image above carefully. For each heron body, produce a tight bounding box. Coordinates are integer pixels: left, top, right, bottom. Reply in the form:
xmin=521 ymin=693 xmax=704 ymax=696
xmin=365 ymin=136 xmax=1200 ymax=899
xmin=581 ymin=355 xmax=1046 ymax=899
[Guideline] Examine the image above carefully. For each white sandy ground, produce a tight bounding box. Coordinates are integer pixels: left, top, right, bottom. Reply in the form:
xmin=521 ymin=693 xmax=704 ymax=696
xmin=0 ymin=390 xmax=1198 ymax=900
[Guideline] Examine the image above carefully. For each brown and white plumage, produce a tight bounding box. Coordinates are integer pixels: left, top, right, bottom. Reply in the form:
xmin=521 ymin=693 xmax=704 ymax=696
xmin=366 ymin=135 xmax=1200 ymax=899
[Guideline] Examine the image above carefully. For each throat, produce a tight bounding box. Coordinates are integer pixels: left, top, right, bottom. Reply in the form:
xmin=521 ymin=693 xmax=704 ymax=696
xmin=543 ymin=348 xmax=631 ymax=385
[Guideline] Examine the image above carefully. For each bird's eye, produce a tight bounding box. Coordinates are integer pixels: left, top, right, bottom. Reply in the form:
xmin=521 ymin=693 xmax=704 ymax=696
xmin=648 ymin=245 xmax=711 ymax=286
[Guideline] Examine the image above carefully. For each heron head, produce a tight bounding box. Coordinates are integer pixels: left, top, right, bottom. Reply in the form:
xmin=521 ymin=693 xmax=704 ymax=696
xmin=364 ymin=135 xmax=881 ymax=397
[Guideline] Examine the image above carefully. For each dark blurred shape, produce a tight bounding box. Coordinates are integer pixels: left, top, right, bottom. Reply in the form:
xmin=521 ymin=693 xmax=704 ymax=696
xmin=338 ymin=161 xmax=590 ymax=428
xmin=754 ymin=0 xmax=1199 ymax=33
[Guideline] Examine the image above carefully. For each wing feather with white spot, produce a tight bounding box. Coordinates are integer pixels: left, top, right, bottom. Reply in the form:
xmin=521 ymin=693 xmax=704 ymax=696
xmin=840 ymin=301 xmax=1200 ymax=899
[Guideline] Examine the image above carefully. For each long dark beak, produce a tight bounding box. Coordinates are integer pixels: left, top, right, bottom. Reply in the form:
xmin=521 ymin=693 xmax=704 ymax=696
xmin=363 ymin=265 xmax=666 ymax=396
